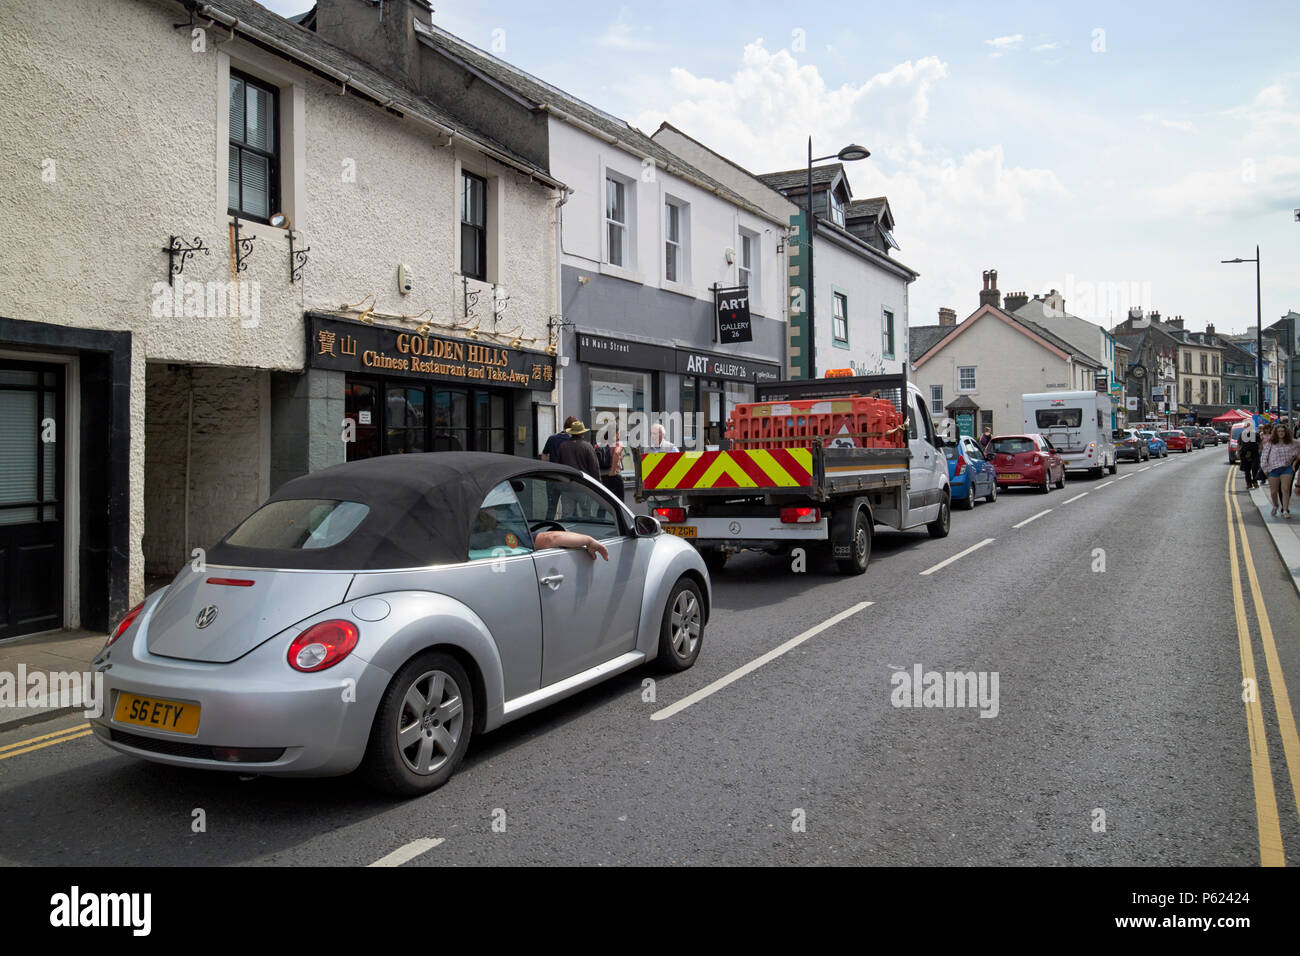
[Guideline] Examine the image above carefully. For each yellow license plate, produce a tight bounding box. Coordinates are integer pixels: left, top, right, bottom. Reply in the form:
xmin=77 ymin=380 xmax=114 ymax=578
xmin=1001 ymin=473 xmax=1022 ymax=479
xmin=113 ymin=693 xmax=201 ymax=735
xmin=663 ymin=525 xmax=697 ymax=538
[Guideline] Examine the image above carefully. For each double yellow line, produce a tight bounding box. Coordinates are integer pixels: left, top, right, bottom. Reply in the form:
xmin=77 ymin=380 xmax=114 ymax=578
xmin=1224 ymin=467 xmax=1300 ymax=866
xmin=0 ymin=723 xmax=92 ymax=761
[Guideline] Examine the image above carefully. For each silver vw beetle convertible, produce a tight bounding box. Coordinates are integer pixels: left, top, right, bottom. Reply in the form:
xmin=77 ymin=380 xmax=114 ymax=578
xmin=91 ymin=453 xmax=709 ymax=795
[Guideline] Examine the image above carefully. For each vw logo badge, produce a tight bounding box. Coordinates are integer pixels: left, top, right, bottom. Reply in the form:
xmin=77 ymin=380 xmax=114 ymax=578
xmin=728 ymin=521 xmax=742 ymax=535
xmin=195 ymin=605 xmax=218 ymax=629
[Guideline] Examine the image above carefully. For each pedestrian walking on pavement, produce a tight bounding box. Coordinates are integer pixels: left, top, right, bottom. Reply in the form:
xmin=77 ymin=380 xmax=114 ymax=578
xmin=597 ymin=429 xmax=626 ymax=502
xmin=1260 ymin=423 xmax=1300 ymax=518
xmin=979 ymin=426 xmax=993 ymax=454
xmin=1239 ymin=420 xmax=1260 ymax=489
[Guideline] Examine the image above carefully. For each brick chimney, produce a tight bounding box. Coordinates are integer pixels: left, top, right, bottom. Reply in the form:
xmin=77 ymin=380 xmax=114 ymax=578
xmin=938 ymin=307 xmax=957 ymax=327
xmin=315 ymin=0 xmax=433 ymax=87
xmin=979 ymin=269 xmax=1002 ymax=309
xmin=1003 ymin=291 xmax=1029 ymax=313
xmin=1206 ymin=323 xmax=1216 ymax=337
xmin=1167 ymin=315 xmax=1183 ymax=330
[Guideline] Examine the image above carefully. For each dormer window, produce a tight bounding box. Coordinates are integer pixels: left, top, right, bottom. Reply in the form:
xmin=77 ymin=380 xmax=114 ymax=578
xmin=829 ymin=190 xmax=845 ymax=226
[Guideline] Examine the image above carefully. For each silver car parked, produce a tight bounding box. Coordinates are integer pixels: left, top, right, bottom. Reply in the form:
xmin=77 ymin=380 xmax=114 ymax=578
xmin=91 ymin=453 xmax=709 ymax=795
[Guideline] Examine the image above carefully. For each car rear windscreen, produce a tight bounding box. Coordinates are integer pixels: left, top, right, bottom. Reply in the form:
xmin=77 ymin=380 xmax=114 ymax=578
xmin=225 ymin=499 xmax=370 ymax=550
xmin=1036 ymin=408 xmax=1082 ymax=428
xmin=991 ymin=438 xmax=1035 ymax=455
xmin=1160 ymin=431 xmax=1181 ymax=439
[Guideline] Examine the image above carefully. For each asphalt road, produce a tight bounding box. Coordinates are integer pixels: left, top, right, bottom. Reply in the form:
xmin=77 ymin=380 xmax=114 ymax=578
xmin=3 ymin=445 xmax=1298 ymax=866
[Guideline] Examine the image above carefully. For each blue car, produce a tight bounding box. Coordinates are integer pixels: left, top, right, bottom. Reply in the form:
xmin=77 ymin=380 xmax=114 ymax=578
xmin=1138 ymin=429 xmax=1167 ymax=458
xmin=944 ymin=435 xmax=998 ymax=509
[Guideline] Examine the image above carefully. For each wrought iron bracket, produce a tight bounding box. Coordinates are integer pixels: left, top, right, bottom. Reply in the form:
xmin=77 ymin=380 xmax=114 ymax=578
xmin=232 ymin=216 xmax=257 ymax=273
xmin=163 ymin=236 xmax=209 ymax=286
xmin=288 ymin=230 xmax=310 ymax=284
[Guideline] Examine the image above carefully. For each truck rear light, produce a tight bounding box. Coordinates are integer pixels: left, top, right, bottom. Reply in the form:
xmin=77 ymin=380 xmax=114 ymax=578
xmin=654 ymin=507 xmax=686 ymax=523
xmin=780 ymin=506 xmax=820 ymax=523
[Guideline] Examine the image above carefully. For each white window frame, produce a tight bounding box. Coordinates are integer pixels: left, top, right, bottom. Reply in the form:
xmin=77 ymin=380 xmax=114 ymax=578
xmin=663 ymin=196 xmax=689 ymax=287
xmin=958 ymin=366 xmax=977 ymax=392
xmin=930 ymin=384 xmax=944 ymax=415
xmin=605 ymin=173 xmax=631 ymax=268
xmin=832 ymin=292 xmax=849 ymax=345
xmin=882 ymin=308 xmax=895 ymax=359
xmin=665 ymin=200 xmax=681 ymax=283
xmin=738 ymin=230 xmax=755 ymax=290
xmin=829 ymin=190 xmax=845 ymax=227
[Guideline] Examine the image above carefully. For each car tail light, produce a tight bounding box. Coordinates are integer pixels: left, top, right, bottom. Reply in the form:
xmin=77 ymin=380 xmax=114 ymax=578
xmin=654 ymin=507 xmax=686 ymax=523
xmin=953 ymin=455 xmax=965 ymax=476
xmin=106 ymin=601 xmax=145 ymax=647
xmin=288 ymin=620 xmax=360 ymax=672
xmin=780 ymin=506 xmax=821 ymax=524
xmin=206 ymin=577 xmax=255 ymax=587
xmin=1032 ymin=454 xmax=1041 ymax=465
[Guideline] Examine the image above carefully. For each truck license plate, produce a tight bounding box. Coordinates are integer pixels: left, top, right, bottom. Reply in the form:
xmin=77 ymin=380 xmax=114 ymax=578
xmin=663 ymin=525 xmax=697 ymax=538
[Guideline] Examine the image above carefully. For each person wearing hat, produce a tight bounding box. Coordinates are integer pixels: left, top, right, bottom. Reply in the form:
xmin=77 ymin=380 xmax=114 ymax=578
xmin=554 ymin=419 xmax=602 ymax=480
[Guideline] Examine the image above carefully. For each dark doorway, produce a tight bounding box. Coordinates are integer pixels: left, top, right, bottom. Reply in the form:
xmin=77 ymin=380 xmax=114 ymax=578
xmin=0 ymin=360 xmax=64 ymax=639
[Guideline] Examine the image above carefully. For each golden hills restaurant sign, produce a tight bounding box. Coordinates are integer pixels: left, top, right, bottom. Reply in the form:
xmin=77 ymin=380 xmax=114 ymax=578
xmin=307 ymin=313 xmax=554 ymax=389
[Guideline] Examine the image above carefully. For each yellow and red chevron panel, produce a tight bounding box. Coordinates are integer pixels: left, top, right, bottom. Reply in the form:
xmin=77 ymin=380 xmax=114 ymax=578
xmin=640 ymin=449 xmax=814 ymax=491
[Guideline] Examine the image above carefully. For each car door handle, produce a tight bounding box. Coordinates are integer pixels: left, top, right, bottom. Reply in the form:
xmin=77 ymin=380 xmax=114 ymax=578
xmin=540 ymin=574 xmax=565 ymax=589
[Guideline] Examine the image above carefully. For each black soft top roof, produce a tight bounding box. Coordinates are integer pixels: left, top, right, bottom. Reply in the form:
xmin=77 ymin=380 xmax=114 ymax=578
xmin=206 ymin=452 xmax=582 ymax=570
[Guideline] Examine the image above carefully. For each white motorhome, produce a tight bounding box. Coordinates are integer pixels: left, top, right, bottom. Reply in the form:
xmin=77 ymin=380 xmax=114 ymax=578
xmin=1021 ymin=391 xmax=1116 ymax=478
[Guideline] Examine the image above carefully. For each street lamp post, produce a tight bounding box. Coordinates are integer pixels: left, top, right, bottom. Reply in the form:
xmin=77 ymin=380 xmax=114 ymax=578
xmin=804 ymin=139 xmax=870 ymax=379
xmin=1221 ymin=246 xmax=1262 ymax=414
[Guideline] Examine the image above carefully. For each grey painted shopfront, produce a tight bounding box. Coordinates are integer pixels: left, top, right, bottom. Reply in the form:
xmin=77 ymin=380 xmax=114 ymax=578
xmin=558 ymin=267 xmax=783 ymax=449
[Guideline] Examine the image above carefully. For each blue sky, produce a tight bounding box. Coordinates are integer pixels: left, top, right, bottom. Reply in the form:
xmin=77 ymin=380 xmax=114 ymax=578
xmin=262 ymin=1 xmax=1300 ymax=339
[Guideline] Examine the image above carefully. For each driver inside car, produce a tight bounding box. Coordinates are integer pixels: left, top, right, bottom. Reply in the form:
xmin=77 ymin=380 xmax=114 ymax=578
xmin=469 ymin=482 xmax=609 ymax=561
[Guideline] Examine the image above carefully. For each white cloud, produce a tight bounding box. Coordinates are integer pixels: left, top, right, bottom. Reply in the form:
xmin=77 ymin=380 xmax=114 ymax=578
xmin=984 ymin=34 xmax=1024 ymax=57
xmin=630 ymin=41 xmax=1067 ymax=322
xmin=1140 ymin=112 xmax=1198 ymax=133
xmin=1032 ymin=42 xmax=1061 ymax=52
xmin=598 ymin=12 xmax=656 ymax=50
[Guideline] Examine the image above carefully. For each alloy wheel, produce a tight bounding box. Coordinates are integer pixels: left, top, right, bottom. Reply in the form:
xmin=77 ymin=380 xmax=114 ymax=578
xmin=670 ymin=589 xmax=702 ymax=659
xmin=396 ymin=669 xmax=465 ymax=775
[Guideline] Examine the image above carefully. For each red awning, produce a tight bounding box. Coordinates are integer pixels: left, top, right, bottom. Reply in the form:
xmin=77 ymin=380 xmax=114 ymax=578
xmin=1211 ymin=409 xmax=1252 ymax=423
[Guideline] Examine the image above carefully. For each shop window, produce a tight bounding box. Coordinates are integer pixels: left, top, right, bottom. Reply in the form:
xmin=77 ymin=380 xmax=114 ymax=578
xmin=385 ymin=385 xmax=426 ymax=454
xmin=344 ymin=380 xmax=380 ymax=461
xmin=590 ymin=367 xmax=649 ymax=442
xmin=433 ymin=389 xmax=468 ymax=451
xmin=475 ymin=392 xmax=508 ymax=454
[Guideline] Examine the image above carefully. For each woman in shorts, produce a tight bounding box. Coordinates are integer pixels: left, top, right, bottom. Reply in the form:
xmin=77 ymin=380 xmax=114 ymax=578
xmin=1259 ymin=423 xmax=1300 ymax=518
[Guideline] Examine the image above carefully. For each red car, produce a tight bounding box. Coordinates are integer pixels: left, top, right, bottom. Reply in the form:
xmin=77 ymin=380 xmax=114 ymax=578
xmin=990 ymin=433 xmax=1066 ymax=493
xmin=1160 ymin=429 xmax=1191 ymax=452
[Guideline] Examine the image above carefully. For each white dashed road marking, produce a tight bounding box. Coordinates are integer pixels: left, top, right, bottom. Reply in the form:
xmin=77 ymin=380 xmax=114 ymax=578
xmin=651 ymin=602 xmax=873 ymax=721
xmin=369 ymin=838 xmax=445 ymax=867
xmin=1062 ymin=493 xmax=1088 ymax=504
xmin=1013 ymin=509 xmax=1052 ymax=529
xmin=920 ymin=537 xmax=996 ymax=576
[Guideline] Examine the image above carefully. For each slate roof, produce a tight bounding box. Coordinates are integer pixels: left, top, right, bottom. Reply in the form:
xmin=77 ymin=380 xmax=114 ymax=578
xmin=909 ymin=325 xmax=952 ymax=360
xmin=758 ymin=164 xmax=845 ymax=195
xmin=914 ymin=307 xmax=1104 ymax=367
xmin=411 ymin=20 xmax=755 ymax=211
xmin=1012 ymin=298 xmax=1108 ymax=366
xmin=188 ymin=0 xmax=554 ymax=182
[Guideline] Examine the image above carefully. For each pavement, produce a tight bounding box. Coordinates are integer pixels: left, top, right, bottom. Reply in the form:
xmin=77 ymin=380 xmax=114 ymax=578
xmin=1249 ymin=483 xmax=1300 ymax=599
xmin=0 ymin=629 xmax=106 ymax=731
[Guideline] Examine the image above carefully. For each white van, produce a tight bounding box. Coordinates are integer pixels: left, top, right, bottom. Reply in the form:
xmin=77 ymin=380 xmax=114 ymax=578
xmin=1021 ymin=391 xmax=1116 ymax=478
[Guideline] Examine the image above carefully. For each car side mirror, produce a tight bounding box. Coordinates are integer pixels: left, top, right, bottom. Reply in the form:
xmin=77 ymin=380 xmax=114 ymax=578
xmin=633 ymin=514 xmax=661 ymax=537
